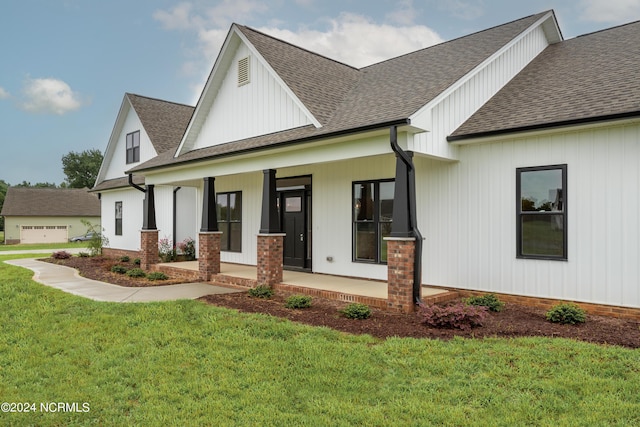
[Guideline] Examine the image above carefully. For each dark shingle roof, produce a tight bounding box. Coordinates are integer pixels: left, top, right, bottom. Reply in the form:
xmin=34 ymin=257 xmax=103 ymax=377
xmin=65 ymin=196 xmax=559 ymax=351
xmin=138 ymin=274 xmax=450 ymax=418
xmin=129 ymin=12 xmax=547 ymax=173
xmin=451 ymin=20 xmax=640 ymax=139
xmin=126 ymin=94 xmax=194 ymax=154
xmin=1 ymin=188 xmax=100 ymax=217
xmin=92 ymin=175 xmax=144 ymax=192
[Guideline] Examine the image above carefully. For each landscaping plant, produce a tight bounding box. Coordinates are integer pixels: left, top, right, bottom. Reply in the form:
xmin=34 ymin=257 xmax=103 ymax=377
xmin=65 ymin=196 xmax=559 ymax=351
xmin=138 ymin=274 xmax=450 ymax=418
xmin=419 ymin=302 xmax=487 ymax=330
xmin=110 ymin=265 xmax=127 ymax=274
xmin=466 ymin=293 xmax=505 ymax=312
xmin=177 ymin=237 xmax=196 ymax=261
xmin=248 ymin=285 xmax=273 ymax=298
xmin=546 ymin=303 xmax=587 ymax=325
xmin=147 ymin=271 xmax=169 ymax=281
xmin=285 ymin=295 xmax=312 ymax=309
xmin=341 ymin=303 xmax=372 ymax=319
xmin=81 ymin=219 xmax=108 ymax=256
xmin=126 ymin=268 xmax=146 ymax=278
xmin=158 ymin=237 xmax=176 ymax=262
xmin=51 ymin=250 xmax=72 ymax=260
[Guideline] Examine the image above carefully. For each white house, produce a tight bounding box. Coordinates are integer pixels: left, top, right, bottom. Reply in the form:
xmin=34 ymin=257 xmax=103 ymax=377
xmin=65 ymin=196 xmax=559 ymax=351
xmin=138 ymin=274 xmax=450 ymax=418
xmin=93 ymin=10 xmax=640 ymax=317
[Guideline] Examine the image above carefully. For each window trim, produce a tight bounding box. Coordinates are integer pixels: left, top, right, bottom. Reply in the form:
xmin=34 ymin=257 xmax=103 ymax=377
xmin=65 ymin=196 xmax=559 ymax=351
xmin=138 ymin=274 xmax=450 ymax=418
xmin=516 ymin=164 xmax=567 ymax=261
xmin=126 ymin=131 xmax=140 ymax=164
xmin=352 ymin=178 xmax=394 ymax=264
xmin=216 ymin=191 xmax=242 ymax=253
xmin=115 ymin=201 xmax=123 ymax=236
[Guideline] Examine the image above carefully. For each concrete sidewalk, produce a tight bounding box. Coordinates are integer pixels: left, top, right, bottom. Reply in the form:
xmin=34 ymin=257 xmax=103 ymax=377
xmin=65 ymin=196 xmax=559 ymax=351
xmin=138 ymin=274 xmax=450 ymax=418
xmin=4 ymin=258 xmax=242 ymax=302
xmin=0 ymin=247 xmax=87 ymax=255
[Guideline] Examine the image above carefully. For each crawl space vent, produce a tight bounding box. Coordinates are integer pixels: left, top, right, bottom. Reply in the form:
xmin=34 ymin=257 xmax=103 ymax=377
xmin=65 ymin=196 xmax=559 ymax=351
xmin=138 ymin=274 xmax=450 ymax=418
xmin=238 ymin=56 xmax=250 ymax=86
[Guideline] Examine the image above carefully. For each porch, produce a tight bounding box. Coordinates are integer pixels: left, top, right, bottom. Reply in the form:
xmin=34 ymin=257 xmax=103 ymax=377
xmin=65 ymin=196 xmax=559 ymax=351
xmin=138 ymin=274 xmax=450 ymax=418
xmin=156 ymin=261 xmax=458 ymax=310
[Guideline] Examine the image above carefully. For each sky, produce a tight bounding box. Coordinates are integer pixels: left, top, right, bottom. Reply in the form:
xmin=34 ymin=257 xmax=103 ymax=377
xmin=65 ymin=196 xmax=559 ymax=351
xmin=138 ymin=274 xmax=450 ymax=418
xmin=1 ymin=0 xmax=639 ymax=186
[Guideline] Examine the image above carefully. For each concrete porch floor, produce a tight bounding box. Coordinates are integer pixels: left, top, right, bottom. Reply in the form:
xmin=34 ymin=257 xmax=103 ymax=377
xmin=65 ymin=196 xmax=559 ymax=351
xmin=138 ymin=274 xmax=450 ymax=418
xmin=160 ymin=261 xmax=451 ymax=300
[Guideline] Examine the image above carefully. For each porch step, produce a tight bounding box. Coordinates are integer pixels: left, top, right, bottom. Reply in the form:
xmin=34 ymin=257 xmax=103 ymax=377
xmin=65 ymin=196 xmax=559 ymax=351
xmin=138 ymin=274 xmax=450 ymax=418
xmin=153 ymin=264 xmax=201 ymax=281
xmin=420 ymin=290 xmax=460 ymax=305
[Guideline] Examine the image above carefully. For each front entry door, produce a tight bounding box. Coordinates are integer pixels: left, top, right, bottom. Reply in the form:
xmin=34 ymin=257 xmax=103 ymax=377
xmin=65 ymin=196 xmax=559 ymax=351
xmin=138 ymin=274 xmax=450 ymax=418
xmin=282 ymin=190 xmax=307 ymax=269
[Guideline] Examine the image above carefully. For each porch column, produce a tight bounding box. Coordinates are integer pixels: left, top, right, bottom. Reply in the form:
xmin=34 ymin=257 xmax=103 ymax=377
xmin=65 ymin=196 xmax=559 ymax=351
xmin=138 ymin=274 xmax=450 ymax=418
xmin=140 ymin=185 xmax=158 ymax=270
xmin=385 ymin=237 xmax=418 ymax=313
xmin=257 ymin=169 xmax=284 ymax=286
xmin=199 ymin=177 xmax=221 ymax=280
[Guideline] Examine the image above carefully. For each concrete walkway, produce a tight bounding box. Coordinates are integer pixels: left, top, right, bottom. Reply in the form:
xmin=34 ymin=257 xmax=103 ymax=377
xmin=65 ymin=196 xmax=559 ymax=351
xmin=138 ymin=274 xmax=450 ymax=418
xmin=0 ymin=247 xmax=87 ymax=255
xmin=4 ymin=258 xmax=242 ymax=303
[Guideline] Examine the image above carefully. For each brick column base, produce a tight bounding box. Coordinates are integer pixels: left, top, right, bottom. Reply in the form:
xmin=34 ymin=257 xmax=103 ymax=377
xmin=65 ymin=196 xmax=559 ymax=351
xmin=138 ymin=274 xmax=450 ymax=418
xmin=257 ymin=233 xmax=285 ymax=287
xmin=199 ymin=232 xmax=222 ymax=281
xmin=386 ymin=237 xmax=418 ymax=313
xmin=140 ymin=230 xmax=159 ymax=271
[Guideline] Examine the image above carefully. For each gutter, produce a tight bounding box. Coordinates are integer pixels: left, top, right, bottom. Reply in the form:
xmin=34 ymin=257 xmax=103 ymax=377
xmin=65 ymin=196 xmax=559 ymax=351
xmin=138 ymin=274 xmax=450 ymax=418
xmin=447 ymin=110 xmax=640 ymax=143
xmin=127 ymin=118 xmax=411 ymax=175
xmin=389 ymin=125 xmax=424 ymax=305
xmin=128 ymin=174 xmax=146 ymax=193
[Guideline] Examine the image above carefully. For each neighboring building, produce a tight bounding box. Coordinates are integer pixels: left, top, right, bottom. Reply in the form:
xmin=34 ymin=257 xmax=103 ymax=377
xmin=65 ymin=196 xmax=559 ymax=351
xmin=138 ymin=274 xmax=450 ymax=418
xmin=1 ymin=187 xmax=100 ymax=244
xmin=93 ymin=10 xmax=640 ymax=316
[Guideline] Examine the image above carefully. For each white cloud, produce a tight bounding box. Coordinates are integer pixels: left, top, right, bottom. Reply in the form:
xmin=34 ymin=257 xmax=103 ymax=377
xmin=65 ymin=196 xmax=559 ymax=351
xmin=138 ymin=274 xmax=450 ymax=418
xmin=579 ymin=0 xmax=640 ymax=23
xmin=153 ymin=2 xmax=195 ymax=30
xmin=0 ymin=87 xmax=9 ymax=99
xmin=21 ymin=77 xmax=83 ymax=115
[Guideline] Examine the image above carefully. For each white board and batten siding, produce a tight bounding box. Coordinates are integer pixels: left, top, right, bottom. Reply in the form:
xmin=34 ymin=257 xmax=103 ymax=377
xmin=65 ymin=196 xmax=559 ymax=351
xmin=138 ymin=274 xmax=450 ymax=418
xmin=417 ymin=122 xmax=640 ymax=309
xmin=100 ymin=189 xmax=145 ymax=252
xmin=103 ymin=105 xmax=157 ymax=181
xmin=410 ymin=24 xmax=550 ymax=160
xmin=193 ymin=43 xmax=314 ymax=151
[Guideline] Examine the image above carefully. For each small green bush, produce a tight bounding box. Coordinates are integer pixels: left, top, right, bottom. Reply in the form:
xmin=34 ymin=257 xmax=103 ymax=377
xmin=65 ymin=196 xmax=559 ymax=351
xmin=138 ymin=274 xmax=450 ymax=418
xmin=419 ymin=302 xmax=487 ymax=330
xmin=466 ymin=293 xmax=505 ymax=312
xmin=285 ymin=295 xmax=312 ymax=309
xmin=119 ymin=255 xmax=130 ymax=262
xmin=341 ymin=303 xmax=372 ymax=319
xmin=133 ymin=258 xmax=141 ymax=265
xmin=110 ymin=265 xmax=127 ymax=274
xmin=248 ymin=285 xmax=273 ymax=299
xmin=147 ymin=271 xmax=168 ymax=281
xmin=546 ymin=303 xmax=587 ymax=325
xmin=126 ymin=268 xmax=146 ymax=278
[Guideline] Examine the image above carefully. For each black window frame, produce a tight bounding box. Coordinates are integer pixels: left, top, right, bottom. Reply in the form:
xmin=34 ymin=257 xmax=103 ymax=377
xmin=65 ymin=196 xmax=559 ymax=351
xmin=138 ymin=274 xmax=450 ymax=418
xmin=115 ymin=201 xmax=123 ymax=236
xmin=126 ymin=131 xmax=140 ymax=164
xmin=516 ymin=164 xmax=567 ymax=261
xmin=352 ymin=178 xmax=394 ymax=264
xmin=216 ymin=191 xmax=242 ymax=253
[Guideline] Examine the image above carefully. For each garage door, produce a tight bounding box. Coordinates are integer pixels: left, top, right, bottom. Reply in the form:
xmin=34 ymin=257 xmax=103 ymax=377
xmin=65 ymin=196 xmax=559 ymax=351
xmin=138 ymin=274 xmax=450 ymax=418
xmin=21 ymin=226 xmax=68 ymax=244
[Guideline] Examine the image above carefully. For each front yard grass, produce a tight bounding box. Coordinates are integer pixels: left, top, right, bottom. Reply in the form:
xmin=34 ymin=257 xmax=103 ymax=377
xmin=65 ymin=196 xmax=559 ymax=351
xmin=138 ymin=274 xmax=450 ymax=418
xmin=1 ymin=253 xmax=639 ymax=426
xmin=0 ymin=241 xmax=88 ymax=251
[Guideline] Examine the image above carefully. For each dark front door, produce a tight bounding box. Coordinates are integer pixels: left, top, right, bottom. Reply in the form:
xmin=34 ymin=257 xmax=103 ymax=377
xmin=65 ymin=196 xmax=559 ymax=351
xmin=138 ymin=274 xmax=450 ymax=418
xmin=282 ymin=190 xmax=306 ymax=269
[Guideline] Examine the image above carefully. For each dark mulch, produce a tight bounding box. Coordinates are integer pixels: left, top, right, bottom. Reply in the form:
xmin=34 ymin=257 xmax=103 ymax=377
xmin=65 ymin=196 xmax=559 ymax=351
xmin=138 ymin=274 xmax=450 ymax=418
xmin=44 ymin=255 xmax=640 ymax=348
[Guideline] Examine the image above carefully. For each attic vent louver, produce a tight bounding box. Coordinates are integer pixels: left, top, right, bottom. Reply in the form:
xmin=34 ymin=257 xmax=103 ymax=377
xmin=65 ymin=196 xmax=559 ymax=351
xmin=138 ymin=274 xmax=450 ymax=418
xmin=238 ymin=56 xmax=250 ymax=86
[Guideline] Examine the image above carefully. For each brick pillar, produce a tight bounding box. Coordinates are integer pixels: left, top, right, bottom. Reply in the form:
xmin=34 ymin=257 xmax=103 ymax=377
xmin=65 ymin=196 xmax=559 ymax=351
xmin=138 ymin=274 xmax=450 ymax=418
xmin=386 ymin=237 xmax=418 ymax=313
xmin=140 ymin=230 xmax=159 ymax=271
xmin=199 ymin=232 xmax=222 ymax=281
xmin=257 ymin=233 xmax=285 ymax=287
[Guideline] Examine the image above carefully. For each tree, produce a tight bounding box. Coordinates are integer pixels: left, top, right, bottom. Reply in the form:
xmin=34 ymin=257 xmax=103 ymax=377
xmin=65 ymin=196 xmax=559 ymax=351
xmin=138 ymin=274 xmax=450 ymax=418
xmin=62 ymin=149 xmax=103 ymax=189
xmin=14 ymin=181 xmax=58 ymax=188
xmin=0 ymin=179 xmax=8 ymax=231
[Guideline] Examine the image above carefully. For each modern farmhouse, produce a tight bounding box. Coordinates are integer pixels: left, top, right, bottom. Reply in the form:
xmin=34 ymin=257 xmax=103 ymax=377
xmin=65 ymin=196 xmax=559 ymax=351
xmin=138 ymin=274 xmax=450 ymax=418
xmin=93 ymin=10 xmax=640 ymax=317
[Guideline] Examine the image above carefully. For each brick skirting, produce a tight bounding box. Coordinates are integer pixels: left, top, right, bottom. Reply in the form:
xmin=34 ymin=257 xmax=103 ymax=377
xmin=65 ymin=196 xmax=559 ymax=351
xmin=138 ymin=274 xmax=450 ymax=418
xmin=102 ymin=248 xmax=141 ymax=259
xmin=152 ymin=264 xmax=201 ymax=281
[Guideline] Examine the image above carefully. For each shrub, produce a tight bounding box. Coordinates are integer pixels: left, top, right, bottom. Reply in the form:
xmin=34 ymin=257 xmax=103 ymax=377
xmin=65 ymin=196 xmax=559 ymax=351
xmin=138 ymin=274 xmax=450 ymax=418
xmin=341 ymin=303 xmax=372 ymax=319
xmin=285 ymin=295 xmax=312 ymax=309
xmin=133 ymin=258 xmax=141 ymax=265
xmin=147 ymin=271 xmax=168 ymax=281
xmin=81 ymin=219 xmax=108 ymax=256
xmin=177 ymin=237 xmax=196 ymax=261
xmin=119 ymin=255 xmax=130 ymax=263
xmin=546 ymin=303 xmax=587 ymax=325
xmin=126 ymin=268 xmax=146 ymax=278
xmin=111 ymin=265 xmax=127 ymax=274
xmin=248 ymin=285 xmax=273 ymax=299
xmin=466 ymin=293 xmax=505 ymax=312
xmin=158 ymin=237 xmax=176 ymax=262
xmin=418 ymin=302 xmax=487 ymax=330
xmin=51 ymin=250 xmax=72 ymax=260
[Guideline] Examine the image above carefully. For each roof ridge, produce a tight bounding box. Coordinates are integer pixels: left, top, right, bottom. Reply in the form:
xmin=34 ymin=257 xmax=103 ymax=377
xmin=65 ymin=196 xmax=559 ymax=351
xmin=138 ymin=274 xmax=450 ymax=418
xmin=235 ymin=24 xmax=361 ymax=71
xmin=362 ymin=10 xmax=552 ymax=70
xmin=126 ymin=92 xmax=194 ymax=109
xmin=575 ymin=18 xmax=640 ymax=38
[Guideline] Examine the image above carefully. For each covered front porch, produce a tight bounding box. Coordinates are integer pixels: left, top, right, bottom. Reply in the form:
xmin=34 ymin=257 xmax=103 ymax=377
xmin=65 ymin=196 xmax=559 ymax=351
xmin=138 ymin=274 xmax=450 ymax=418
xmin=155 ymin=261 xmax=458 ymax=310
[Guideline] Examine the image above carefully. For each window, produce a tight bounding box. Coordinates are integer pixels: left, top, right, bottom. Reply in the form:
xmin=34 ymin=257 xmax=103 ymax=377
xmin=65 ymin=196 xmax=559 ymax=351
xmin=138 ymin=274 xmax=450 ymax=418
xmin=126 ymin=131 xmax=140 ymax=164
xmin=353 ymin=179 xmax=394 ymax=264
xmin=216 ymin=192 xmax=242 ymax=252
xmin=115 ymin=201 xmax=123 ymax=236
xmin=516 ymin=165 xmax=567 ymax=260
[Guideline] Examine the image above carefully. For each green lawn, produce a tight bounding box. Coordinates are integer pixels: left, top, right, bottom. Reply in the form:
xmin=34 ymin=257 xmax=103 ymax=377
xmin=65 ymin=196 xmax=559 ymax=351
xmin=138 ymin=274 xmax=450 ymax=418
xmin=0 ymin=241 xmax=88 ymax=251
xmin=1 ymin=254 xmax=639 ymax=426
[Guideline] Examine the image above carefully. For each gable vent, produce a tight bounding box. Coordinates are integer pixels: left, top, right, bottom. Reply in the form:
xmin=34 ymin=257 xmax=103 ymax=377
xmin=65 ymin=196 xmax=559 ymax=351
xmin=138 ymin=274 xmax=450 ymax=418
xmin=237 ymin=56 xmax=250 ymax=86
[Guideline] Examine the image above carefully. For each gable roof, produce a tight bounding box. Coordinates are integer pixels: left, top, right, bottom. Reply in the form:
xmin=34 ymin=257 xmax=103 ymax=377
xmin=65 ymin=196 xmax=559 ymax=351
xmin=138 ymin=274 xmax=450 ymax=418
xmin=130 ymin=11 xmax=550 ymax=173
xmin=450 ymin=20 xmax=640 ymax=140
xmin=1 ymin=187 xmax=100 ymax=217
xmin=126 ymin=93 xmax=194 ymax=154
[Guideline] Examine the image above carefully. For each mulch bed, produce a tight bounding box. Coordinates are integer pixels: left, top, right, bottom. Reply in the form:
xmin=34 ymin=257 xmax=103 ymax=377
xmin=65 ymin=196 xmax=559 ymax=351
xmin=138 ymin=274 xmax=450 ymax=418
xmin=45 ymin=255 xmax=640 ymax=348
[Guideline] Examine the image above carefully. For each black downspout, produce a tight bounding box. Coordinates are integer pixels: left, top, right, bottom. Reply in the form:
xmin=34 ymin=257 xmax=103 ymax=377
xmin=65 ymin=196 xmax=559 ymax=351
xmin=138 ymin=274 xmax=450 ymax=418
xmin=128 ymin=174 xmax=146 ymax=193
xmin=389 ymin=126 xmax=424 ymax=305
xmin=173 ymin=187 xmax=181 ymax=245
xmin=128 ymin=174 xmax=156 ymax=231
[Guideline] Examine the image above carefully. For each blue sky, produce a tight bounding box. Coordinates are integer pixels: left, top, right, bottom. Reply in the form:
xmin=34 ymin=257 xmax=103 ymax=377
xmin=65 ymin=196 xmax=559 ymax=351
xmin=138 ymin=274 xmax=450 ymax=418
xmin=1 ymin=0 xmax=638 ymax=186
